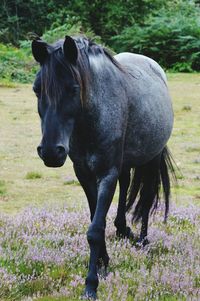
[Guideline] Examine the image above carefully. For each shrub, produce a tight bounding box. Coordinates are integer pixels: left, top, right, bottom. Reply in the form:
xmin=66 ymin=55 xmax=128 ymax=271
xmin=111 ymin=0 xmax=200 ymax=71
xmin=0 ymin=43 xmax=36 ymax=83
xmin=0 ymin=23 xmax=100 ymax=84
xmin=42 ymin=23 xmax=101 ymax=45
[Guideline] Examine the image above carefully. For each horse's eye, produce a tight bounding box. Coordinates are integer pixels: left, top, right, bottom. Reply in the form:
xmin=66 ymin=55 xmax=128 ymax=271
xmin=69 ymin=85 xmax=80 ymax=95
xmin=72 ymin=85 xmax=80 ymax=95
xmin=73 ymin=85 xmax=80 ymax=93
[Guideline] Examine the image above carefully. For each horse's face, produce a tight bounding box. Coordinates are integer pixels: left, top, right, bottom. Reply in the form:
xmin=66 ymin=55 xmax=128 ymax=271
xmin=32 ymin=36 xmax=80 ymax=167
xmin=33 ymin=72 xmax=80 ymax=167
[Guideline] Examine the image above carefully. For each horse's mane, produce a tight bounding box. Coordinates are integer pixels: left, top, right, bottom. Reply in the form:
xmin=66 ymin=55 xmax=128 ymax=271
xmin=40 ymin=36 xmax=123 ymax=105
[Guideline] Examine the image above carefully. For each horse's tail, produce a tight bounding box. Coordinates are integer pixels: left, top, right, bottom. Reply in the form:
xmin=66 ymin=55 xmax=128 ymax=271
xmin=126 ymin=146 xmax=177 ymax=222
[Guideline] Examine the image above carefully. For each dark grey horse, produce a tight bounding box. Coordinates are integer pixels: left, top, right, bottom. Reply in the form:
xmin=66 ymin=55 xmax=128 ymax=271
xmin=32 ymin=35 xmax=175 ymax=299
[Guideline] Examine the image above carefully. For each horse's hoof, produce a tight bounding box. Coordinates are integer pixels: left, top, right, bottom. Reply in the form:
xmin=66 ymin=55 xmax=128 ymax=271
xmin=136 ymin=237 xmax=149 ymax=248
xmin=116 ymin=226 xmax=135 ymax=240
xmin=82 ymin=289 xmax=97 ymax=300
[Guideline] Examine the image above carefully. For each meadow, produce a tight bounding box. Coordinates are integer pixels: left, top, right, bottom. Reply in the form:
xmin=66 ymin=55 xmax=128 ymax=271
xmin=0 ymin=73 xmax=200 ymax=300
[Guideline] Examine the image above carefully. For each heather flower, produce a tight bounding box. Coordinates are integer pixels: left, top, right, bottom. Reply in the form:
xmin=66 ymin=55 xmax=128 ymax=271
xmin=0 ymin=203 xmax=199 ymax=300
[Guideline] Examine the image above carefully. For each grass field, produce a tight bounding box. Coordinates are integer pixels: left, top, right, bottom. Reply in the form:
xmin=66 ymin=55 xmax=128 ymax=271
xmin=0 ymin=74 xmax=200 ymax=300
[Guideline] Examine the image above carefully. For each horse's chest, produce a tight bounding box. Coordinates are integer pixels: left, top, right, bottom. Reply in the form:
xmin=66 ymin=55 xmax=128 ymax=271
xmin=86 ymin=152 xmax=99 ymax=172
xmin=69 ymin=139 xmax=100 ymax=172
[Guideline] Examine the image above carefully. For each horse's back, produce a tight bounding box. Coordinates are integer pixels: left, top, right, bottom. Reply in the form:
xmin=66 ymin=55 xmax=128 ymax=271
xmin=115 ymin=52 xmax=167 ymax=84
xmin=114 ymin=52 xmax=173 ymax=166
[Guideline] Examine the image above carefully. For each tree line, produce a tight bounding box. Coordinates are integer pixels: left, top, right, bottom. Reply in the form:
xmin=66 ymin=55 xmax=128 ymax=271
xmin=1 ymin=0 xmax=200 ymax=72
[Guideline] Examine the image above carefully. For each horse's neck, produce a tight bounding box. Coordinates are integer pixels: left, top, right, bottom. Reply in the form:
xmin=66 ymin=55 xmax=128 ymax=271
xmin=87 ymin=56 xmax=124 ymax=105
xmin=72 ymin=57 xmax=126 ymax=145
xmin=75 ymin=66 xmax=126 ymax=137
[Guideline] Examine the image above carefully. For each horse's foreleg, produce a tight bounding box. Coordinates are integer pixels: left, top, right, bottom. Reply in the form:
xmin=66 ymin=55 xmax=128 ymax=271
xmin=84 ymin=167 xmax=118 ymax=299
xmin=74 ymin=163 xmax=109 ymax=272
xmin=73 ymin=163 xmax=97 ymax=220
xmin=114 ymin=168 xmax=133 ymax=239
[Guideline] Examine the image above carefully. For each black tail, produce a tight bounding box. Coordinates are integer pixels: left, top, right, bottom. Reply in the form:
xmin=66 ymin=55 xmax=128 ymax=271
xmin=126 ymin=146 xmax=177 ymax=222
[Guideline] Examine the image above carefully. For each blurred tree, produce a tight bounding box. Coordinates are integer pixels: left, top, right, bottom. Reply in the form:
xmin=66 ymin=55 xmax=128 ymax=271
xmin=0 ymin=0 xmax=168 ymax=45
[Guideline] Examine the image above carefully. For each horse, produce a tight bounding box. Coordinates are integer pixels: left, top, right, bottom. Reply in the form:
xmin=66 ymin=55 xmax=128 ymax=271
xmin=31 ymin=35 xmax=175 ymax=299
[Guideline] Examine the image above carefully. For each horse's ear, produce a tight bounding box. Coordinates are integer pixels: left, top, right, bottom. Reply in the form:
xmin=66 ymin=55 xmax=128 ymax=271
xmin=63 ymin=36 xmax=78 ymax=64
xmin=32 ymin=38 xmax=48 ymax=64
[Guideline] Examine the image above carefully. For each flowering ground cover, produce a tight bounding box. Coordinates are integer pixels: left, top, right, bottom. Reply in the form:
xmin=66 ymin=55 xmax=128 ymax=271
xmin=0 ymin=202 xmax=199 ymax=301
xmin=0 ymin=74 xmax=200 ymax=300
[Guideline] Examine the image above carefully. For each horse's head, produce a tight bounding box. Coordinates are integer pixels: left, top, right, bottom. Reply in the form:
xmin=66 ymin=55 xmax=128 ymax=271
xmin=32 ymin=36 xmax=81 ymax=167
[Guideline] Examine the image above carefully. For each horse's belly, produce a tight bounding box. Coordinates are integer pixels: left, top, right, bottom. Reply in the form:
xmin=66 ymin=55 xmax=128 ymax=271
xmin=115 ymin=53 xmax=174 ymax=166
xmin=124 ymin=84 xmax=173 ymax=166
xmin=125 ymin=109 xmax=173 ymax=165
xmin=124 ymin=127 xmax=172 ymax=166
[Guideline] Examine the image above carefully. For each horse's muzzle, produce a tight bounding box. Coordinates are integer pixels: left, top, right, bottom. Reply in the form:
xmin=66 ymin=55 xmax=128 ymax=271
xmin=37 ymin=144 xmax=67 ymax=167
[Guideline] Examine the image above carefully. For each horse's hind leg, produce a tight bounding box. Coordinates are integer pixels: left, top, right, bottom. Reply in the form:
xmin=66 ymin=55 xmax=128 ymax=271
xmin=114 ymin=168 xmax=133 ymax=239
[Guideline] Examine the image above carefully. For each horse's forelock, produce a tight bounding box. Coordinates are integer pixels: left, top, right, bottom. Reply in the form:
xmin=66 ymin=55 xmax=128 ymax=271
xmin=40 ymin=37 xmax=122 ymax=106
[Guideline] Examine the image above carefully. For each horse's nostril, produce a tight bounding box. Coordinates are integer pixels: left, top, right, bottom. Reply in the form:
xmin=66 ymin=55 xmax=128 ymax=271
xmin=37 ymin=145 xmax=43 ymax=158
xmin=56 ymin=145 xmax=66 ymax=157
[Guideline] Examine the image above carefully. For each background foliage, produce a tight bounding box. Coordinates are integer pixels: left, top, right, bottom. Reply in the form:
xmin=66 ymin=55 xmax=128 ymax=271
xmin=0 ymin=0 xmax=200 ymax=83
xmin=111 ymin=1 xmax=200 ymax=72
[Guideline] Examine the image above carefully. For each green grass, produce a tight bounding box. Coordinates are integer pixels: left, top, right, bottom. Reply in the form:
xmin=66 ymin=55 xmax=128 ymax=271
xmin=0 ymin=84 xmax=85 ymax=213
xmin=0 ymin=180 xmax=6 ymax=195
xmin=25 ymin=171 xmax=43 ymax=179
xmin=0 ymin=74 xmax=199 ymax=213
